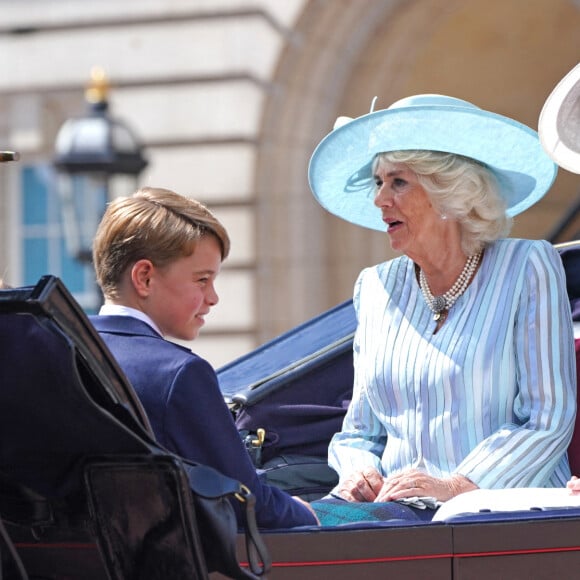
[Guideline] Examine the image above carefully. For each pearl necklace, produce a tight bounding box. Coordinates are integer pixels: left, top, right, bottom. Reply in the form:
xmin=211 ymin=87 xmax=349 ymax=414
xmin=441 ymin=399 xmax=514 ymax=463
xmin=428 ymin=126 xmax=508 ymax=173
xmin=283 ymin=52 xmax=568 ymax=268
xmin=419 ymin=250 xmax=482 ymax=321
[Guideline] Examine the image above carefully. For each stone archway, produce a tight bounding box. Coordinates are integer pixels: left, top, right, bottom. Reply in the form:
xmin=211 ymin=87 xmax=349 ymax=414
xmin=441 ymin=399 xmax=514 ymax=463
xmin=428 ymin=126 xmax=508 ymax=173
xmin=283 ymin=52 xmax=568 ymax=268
xmin=255 ymin=0 xmax=580 ymax=340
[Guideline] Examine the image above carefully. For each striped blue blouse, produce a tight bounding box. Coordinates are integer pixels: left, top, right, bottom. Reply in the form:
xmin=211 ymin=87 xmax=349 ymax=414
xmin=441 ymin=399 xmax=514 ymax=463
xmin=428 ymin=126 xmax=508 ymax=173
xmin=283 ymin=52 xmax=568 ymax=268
xmin=328 ymin=238 xmax=576 ymax=489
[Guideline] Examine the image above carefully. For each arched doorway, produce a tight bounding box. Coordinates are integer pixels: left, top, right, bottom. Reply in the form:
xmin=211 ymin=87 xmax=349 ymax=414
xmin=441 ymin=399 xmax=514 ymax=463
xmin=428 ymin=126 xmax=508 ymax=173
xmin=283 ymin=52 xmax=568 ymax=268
xmin=256 ymin=0 xmax=580 ymax=339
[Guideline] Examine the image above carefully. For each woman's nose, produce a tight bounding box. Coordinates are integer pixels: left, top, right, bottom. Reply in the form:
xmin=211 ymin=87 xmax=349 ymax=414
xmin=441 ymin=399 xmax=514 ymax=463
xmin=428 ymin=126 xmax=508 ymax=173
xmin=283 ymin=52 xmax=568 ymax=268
xmin=374 ymin=184 xmax=392 ymax=208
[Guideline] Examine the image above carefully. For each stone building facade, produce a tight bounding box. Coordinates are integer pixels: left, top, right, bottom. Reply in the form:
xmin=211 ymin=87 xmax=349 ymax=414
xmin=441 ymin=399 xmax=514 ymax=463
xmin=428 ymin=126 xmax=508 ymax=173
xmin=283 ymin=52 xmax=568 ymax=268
xmin=1 ymin=0 xmax=579 ymax=366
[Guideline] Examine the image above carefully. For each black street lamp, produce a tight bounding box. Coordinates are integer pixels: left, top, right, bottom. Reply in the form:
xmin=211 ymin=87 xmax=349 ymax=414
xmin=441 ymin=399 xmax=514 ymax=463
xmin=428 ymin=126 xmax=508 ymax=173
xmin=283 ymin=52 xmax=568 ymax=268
xmin=53 ymin=68 xmax=148 ymax=262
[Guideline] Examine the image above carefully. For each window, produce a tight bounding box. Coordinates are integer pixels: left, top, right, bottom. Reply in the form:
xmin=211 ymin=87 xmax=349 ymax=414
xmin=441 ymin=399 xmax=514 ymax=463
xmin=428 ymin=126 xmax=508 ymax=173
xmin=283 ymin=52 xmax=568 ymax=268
xmin=20 ymin=164 xmax=101 ymax=312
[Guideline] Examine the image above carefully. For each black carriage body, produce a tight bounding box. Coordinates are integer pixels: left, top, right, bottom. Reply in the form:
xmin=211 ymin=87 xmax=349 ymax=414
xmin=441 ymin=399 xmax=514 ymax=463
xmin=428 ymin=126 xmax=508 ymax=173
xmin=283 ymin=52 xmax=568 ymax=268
xmin=3 ymin=242 xmax=580 ymax=579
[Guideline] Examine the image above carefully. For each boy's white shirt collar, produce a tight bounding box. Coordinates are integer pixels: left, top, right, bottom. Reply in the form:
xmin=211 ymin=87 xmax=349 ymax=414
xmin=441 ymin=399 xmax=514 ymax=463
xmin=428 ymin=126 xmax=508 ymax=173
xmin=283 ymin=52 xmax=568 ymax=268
xmin=98 ymin=304 xmax=163 ymax=337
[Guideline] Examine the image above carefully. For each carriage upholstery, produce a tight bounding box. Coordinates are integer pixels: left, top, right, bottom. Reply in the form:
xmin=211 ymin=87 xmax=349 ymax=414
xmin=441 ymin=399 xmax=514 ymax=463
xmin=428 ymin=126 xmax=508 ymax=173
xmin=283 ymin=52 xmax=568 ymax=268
xmin=558 ymin=242 xmax=580 ymax=475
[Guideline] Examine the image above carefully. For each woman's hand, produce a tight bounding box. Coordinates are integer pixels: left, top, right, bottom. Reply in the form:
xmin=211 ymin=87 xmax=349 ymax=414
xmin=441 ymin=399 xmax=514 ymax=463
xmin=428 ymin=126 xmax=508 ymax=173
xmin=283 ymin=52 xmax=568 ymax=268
xmin=567 ymin=475 xmax=580 ymax=495
xmin=335 ymin=467 xmax=385 ymax=502
xmin=374 ymin=469 xmax=477 ymax=503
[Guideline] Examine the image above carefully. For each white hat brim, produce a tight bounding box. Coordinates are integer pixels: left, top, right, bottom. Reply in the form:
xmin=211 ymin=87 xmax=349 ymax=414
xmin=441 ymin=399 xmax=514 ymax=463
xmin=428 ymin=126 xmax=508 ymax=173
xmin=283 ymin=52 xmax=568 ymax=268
xmin=539 ymin=62 xmax=580 ymax=174
xmin=309 ymin=102 xmax=557 ymax=232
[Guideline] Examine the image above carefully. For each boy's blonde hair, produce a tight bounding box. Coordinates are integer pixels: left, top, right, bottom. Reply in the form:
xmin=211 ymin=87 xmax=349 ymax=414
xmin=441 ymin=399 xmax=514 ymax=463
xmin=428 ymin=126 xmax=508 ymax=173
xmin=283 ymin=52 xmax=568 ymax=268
xmin=93 ymin=187 xmax=230 ymax=300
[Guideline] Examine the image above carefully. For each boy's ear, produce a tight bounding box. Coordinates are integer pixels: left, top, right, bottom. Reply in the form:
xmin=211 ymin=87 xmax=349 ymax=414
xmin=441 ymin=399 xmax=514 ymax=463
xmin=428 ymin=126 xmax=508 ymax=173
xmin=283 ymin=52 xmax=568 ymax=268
xmin=131 ymin=259 xmax=155 ymax=297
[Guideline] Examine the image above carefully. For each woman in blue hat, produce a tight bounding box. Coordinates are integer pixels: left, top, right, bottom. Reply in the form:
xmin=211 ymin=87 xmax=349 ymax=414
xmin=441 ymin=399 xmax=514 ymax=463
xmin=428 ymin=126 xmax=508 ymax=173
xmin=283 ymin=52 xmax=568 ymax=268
xmin=309 ymin=94 xmax=576 ymax=522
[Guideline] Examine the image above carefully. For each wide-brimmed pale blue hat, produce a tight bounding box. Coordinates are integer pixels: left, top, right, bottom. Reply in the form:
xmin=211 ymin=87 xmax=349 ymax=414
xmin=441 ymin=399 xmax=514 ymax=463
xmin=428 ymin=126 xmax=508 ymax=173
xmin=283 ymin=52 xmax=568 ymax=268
xmin=308 ymin=94 xmax=558 ymax=232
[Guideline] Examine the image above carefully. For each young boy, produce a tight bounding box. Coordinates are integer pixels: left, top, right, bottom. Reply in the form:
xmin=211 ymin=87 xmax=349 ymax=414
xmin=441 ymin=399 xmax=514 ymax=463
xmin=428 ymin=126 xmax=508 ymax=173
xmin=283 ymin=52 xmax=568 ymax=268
xmin=90 ymin=186 xmax=318 ymax=528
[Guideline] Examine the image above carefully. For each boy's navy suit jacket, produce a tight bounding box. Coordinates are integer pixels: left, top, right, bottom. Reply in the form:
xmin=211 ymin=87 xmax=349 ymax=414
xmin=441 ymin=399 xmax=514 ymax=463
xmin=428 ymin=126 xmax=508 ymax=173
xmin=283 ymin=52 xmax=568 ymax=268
xmin=90 ymin=315 xmax=317 ymax=529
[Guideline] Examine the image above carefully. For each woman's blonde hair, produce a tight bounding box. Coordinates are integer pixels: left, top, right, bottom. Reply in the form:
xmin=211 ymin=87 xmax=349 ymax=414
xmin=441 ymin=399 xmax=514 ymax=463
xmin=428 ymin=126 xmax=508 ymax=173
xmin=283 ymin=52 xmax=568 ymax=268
xmin=374 ymin=150 xmax=512 ymax=255
xmin=93 ymin=187 xmax=230 ymax=300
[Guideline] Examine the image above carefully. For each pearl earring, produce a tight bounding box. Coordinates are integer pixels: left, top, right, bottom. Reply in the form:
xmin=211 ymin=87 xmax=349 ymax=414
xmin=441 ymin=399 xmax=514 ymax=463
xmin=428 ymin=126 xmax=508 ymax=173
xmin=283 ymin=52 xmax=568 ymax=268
xmin=440 ymin=213 xmax=448 ymax=221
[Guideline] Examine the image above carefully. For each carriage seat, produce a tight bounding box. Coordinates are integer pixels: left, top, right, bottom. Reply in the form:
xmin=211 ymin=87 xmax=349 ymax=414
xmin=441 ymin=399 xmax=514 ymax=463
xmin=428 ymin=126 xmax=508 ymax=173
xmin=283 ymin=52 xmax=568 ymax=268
xmin=558 ymin=242 xmax=580 ymax=476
